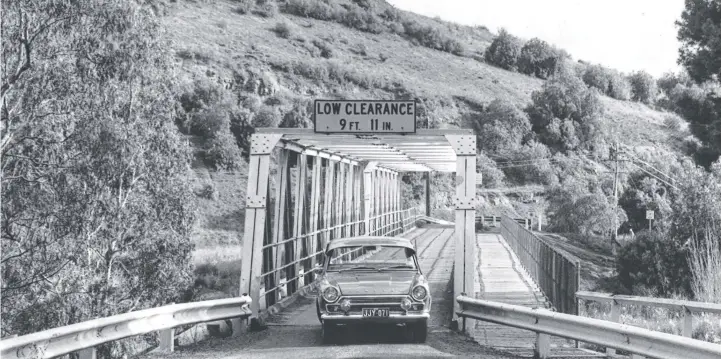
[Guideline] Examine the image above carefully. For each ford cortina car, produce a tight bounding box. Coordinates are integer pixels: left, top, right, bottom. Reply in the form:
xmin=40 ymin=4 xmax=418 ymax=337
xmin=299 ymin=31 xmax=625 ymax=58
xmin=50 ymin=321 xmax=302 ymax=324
xmin=315 ymin=236 xmax=431 ymax=344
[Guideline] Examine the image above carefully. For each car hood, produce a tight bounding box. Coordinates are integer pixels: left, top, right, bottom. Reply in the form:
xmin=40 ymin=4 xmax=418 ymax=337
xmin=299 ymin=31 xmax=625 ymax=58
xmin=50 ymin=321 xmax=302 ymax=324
xmin=327 ymin=271 xmax=417 ymax=296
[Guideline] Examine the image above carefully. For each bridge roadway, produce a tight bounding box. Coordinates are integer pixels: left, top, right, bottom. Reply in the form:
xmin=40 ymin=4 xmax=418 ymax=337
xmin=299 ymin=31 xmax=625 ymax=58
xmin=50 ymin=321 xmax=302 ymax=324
xmin=149 ymin=226 xmax=601 ymax=359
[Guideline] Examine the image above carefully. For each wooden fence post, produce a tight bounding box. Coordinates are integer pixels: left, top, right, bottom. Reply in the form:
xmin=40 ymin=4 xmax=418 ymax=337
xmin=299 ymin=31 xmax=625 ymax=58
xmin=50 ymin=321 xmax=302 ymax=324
xmin=608 ymin=299 xmax=620 ymax=356
xmin=78 ymin=347 xmax=97 ymax=359
xmin=158 ymin=327 xmax=175 ymax=353
xmin=683 ymin=306 xmax=693 ymax=338
xmin=535 ymin=332 xmax=550 ymax=359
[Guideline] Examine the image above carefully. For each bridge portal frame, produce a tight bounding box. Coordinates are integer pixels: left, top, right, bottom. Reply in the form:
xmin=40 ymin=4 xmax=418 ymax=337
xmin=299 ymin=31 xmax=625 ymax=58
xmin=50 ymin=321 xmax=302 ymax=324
xmin=240 ymin=128 xmax=476 ymax=331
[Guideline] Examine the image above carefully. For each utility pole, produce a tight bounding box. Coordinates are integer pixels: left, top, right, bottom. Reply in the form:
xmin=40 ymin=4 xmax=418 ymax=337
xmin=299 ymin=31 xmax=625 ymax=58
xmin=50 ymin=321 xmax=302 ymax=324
xmin=611 ymin=142 xmax=620 ymax=256
xmin=425 ymin=172 xmax=431 ymax=217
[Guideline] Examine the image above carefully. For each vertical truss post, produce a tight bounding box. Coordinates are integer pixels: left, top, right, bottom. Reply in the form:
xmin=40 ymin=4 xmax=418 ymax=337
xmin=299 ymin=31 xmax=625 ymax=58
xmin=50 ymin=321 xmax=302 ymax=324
xmin=307 ymin=156 xmax=322 ymax=281
xmin=378 ymin=170 xmax=385 ymax=235
xmin=290 ymin=154 xmax=307 ymax=295
xmin=363 ymin=162 xmax=376 ymax=236
xmin=344 ymin=164 xmax=354 ymax=239
xmin=392 ymin=172 xmax=399 ymax=234
xmin=323 ymin=160 xmax=335 ymax=249
xmin=374 ymin=170 xmax=381 ymax=234
xmin=240 ymin=133 xmax=282 ymax=320
xmin=335 ymin=162 xmax=345 ymax=240
xmin=353 ymin=165 xmax=363 ymax=236
xmin=445 ymin=134 xmax=477 ymax=332
xmin=270 ymin=149 xmax=290 ymax=307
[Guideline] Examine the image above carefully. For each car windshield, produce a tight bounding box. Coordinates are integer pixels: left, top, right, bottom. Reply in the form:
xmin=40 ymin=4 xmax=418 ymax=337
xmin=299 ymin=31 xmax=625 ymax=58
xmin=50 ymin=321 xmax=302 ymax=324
xmin=326 ymin=245 xmax=417 ymax=272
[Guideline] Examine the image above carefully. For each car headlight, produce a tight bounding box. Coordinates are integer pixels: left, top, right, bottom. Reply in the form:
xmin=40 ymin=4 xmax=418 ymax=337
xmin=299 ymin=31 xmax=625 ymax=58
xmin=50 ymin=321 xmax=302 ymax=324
xmin=322 ymin=286 xmax=340 ymax=303
xmin=411 ymin=285 xmax=427 ymax=301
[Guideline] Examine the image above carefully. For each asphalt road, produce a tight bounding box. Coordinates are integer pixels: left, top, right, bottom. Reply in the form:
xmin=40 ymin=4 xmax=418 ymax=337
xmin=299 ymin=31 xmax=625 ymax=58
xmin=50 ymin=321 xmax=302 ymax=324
xmin=148 ymin=226 xmax=523 ymax=359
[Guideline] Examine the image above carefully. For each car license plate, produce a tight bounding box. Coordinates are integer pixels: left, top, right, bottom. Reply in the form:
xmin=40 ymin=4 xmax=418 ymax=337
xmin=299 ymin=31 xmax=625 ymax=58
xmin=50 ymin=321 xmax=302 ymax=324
xmin=362 ymin=308 xmax=389 ymax=317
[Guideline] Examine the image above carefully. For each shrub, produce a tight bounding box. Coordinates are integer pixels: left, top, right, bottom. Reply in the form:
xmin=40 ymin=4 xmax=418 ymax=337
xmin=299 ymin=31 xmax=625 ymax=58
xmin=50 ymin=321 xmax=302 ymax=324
xmin=189 ymin=108 xmax=230 ymax=139
xmin=233 ymin=0 xmax=254 ymax=14
xmin=272 ymin=21 xmax=292 ymax=38
xmin=476 ymin=152 xmax=506 ymax=188
xmin=202 ymin=131 xmax=244 ymax=171
xmin=380 ymin=7 xmax=403 ymax=22
xmin=657 ymin=71 xmax=692 ymax=97
xmin=229 ymin=107 xmax=255 ymax=158
xmin=525 ymin=68 xmax=604 ymax=152
xmin=312 ymin=39 xmax=334 ymax=58
xmin=517 ymin=38 xmax=563 ymax=79
xmin=280 ymin=99 xmax=313 ymax=128
xmin=196 ymin=183 xmax=218 ymax=200
xmin=617 ymin=231 xmax=693 ymax=297
xmin=252 ymin=106 xmax=281 ymax=127
xmin=472 ymin=99 xmax=532 ymax=154
xmin=500 ymin=141 xmax=557 ymax=185
xmin=254 ymin=1 xmax=278 ymax=18
xmin=352 ymin=42 xmax=368 ymax=56
xmin=484 ymin=28 xmax=523 ymax=71
xmin=341 ymin=5 xmax=385 ymax=34
xmin=628 ymin=70 xmax=657 ymax=104
xmin=664 ymin=113 xmax=685 ymax=131
xmin=582 ymin=64 xmax=631 ymax=100
xmin=281 ymin=0 xmax=343 ymax=21
xmin=401 ymin=20 xmax=465 ymax=55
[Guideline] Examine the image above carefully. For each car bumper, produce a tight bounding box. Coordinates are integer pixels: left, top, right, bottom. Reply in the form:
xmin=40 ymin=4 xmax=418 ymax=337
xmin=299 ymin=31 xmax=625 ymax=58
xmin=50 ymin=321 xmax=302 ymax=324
xmin=321 ymin=312 xmax=429 ymax=324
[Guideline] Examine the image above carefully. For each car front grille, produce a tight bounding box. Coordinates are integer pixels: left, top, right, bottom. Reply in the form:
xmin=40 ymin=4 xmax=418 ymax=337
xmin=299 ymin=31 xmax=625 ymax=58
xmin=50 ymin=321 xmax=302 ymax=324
xmin=326 ymin=296 xmax=423 ymax=315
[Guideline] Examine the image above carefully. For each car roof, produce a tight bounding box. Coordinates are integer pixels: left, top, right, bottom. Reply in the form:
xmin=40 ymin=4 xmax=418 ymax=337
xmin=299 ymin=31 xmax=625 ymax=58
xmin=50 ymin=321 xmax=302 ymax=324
xmin=325 ymin=236 xmax=415 ymax=252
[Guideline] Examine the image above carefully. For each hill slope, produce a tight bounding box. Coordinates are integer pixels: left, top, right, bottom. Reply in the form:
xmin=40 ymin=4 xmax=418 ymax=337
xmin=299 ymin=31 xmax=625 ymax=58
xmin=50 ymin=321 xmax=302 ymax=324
xmin=164 ymin=0 xmax=690 ymax=254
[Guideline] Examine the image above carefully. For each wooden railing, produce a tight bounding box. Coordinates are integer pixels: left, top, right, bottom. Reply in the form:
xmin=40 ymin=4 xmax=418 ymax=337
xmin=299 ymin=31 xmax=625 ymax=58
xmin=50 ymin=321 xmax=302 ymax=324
xmin=576 ymin=291 xmax=721 ymax=357
xmin=477 ymin=214 xmax=532 ymax=229
xmin=500 ymin=215 xmax=580 ymax=315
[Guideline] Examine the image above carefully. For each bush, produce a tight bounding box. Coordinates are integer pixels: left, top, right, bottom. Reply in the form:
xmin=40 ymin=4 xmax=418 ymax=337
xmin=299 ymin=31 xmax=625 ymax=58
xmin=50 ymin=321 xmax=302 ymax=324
xmin=664 ymin=113 xmax=685 ymax=131
xmin=341 ymin=5 xmax=385 ymax=34
xmin=189 ymin=108 xmax=230 ymax=139
xmin=517 ymin=38 xmax=563 ymax=79
xmin=617 ymin=231 xmax=693 ymax=297
xmin=500 ymin=141 xmax=557 ymax=185
xmin=252 ymin=106 xmax=281 ymax=127
xmin=312 ymin=39 xmax=334 ymax=58
xmin=657 ymin=71 xmax=692 ymax=98
xmin=628 ymin=70 xmax=657 ymax=104
xmin=476 ymin=152 xmax=506 ymax=188
xmin=254 ymin=2 xmax=278 ymax=18
xmin=472 ymin=99 xmax=532 ymax=154
xmin=202 ymin=131 xmax=244 ymax=171
xmin=233 ymin=0 xmax=254 ymax=14
xmin=401 ymin=20 xmax=465 ymax=55
xmin=272 ymin=21 xmax=292 ymax=38
xmin=280 ymin=99 xmax=313 ymax=128
xmin=229 ymin=107 xmax=255 ymax=158
xmin=525 ymin=68 xmax=604 ymax=152
xmin=582 ymin=64 xmax=631 ymax=100
xmin=282 ymin=0 xmax=343 ymax=21
xmin=484 ymin=28 xmax=523 ymax=71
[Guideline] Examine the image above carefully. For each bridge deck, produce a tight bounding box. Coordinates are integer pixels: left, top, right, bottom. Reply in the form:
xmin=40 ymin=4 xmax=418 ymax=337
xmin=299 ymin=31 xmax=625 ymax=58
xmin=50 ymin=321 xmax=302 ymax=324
xmin=153 ymin=226 xmax=526 ymax=358
xmin=470 ymin=232 xmax=603 ymax=358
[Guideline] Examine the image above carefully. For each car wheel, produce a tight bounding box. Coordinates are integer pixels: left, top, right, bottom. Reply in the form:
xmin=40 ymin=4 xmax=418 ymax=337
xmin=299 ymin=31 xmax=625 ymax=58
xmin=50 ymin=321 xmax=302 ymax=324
xmin=410 ymin=320 xmax=427 ymax=343
xmin=321 ymin=321 xmax=336 ymax=344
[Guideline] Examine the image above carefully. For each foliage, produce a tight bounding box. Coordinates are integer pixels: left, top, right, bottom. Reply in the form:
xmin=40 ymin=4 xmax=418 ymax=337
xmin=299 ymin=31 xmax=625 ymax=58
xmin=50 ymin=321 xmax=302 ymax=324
xmin=341 ymin=5 xmax=385 ymax=34
xmin=476 ymin=152 xmax=506 ymax=188
xmin=281 ymin=0 xmax=343 ymax=21
xmin=401 ymin=20 xmax=465 ymax=55
xmin=272 ymin=21 xmax=293 ymax=39
xmin=254 ymin=1 xmax=278 ymax=18
xmin=500 ymin=141 xmax=558 ymax=186
xmin=667 ymin=84 xmax=721 ymax=167
xmin=525 ymin=67 xmax=604 ymax=152
xmin=616 ymin=231 xmax=693 ymax=297
xmin=471 ymin=99 xmax=532 ymax=154
xmin=657 ymin=71 xmax=692 ymax=98
xmin=0 ymin=1 xmax=196 ymax=354
xmin=312 ymin=39 xmax=334 ymax=58
xmin=676 ymin=0 xmax=721 ymax=83
xmin=280 ymin=99 xmax=313 ymax=128
xmin=484 ymin=28 xmax=522 ymax=71
xmin=628 ymin=70 xmax=658 ymax=104
xmin=517 ymin=38 xmax=565 ymax=79
xmin=229 ymin=107 xmax=255 ymax=158
xmin=582 ymin=64 xmax=631 ymax=100
xmin=253 ymin=106 xmax=281 ymax=127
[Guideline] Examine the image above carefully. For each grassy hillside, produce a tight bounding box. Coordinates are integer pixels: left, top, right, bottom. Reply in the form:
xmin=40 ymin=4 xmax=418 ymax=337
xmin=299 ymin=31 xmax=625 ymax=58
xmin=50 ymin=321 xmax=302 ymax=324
xmin=165 ymin=0 xmax=692 ymax=274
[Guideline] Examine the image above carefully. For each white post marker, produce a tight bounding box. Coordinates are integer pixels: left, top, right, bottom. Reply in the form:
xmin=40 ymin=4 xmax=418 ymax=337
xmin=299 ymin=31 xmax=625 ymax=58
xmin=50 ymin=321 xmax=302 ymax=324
xmin=313 ymin=100 xmax=417 ymax=134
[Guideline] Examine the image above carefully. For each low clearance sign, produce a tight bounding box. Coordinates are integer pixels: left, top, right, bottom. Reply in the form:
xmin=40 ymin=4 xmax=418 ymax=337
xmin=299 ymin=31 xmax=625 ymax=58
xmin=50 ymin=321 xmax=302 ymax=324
xmin=313 ymin=100 xmax=416 ymax=134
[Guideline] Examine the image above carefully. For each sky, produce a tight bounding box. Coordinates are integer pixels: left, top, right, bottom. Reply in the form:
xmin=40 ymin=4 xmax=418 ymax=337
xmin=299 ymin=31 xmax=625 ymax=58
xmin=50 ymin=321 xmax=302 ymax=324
xmin=387 ymin=0 xmax=686 ymax=77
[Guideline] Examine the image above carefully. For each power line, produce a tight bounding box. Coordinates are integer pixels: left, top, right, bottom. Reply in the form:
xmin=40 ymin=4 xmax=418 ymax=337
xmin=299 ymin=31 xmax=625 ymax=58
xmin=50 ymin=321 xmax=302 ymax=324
xmin=620 ymin=150 xmax=677 ymax=184
xmin=627 ymin=161 xmax=680 ymax=191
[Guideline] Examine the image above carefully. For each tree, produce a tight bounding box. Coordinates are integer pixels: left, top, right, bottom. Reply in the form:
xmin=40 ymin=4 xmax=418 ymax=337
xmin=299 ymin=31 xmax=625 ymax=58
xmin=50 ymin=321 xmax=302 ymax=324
xmin=676 ymin=0 xmax=721 ymax=83
xmin=628 ymin=70 xmax=658 ymax=104
xmin=517 ymin=38 xmax=564 ymax=79
xmin=471 ymin=99 xmax=532 ymax=154
xmin=484 ymin=28 xmax=523 ymax=71
xmin=1 ymin=1 xmax=196 ymax=356
xmin=525 ymin=67 xmax=604 ymax=152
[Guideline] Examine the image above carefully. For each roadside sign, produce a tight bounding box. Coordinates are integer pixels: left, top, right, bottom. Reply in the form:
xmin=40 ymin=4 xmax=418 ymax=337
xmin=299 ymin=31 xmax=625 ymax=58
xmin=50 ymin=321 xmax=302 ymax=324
xmin=313 ymin=100 xmax=416 ymax=134
xmin=646 ymin=210 xmax=654 ymax=220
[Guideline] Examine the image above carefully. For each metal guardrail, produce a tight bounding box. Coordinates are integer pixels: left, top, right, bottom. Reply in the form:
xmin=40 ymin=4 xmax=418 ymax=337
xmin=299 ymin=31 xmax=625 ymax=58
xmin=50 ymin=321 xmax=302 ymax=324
xmin=500 ymin=215 xmax=580 ymax=314
xmin=476 ymin=214 xmax=532 ymax=229
xmin=0 ymin=296 xmax=253 ymax=359
xmin=456 ymin=296 xmax=721 ymax=359
xmin=576 ymin=291 xmax=721 ymax=355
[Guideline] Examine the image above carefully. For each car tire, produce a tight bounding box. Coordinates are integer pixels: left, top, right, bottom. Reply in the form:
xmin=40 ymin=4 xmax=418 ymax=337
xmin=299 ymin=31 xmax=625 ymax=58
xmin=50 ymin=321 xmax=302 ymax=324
xmin=410 ymin=320 xmax=427 ymax=343
xmin=321 ymin=321 xmax=336 ymax=344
